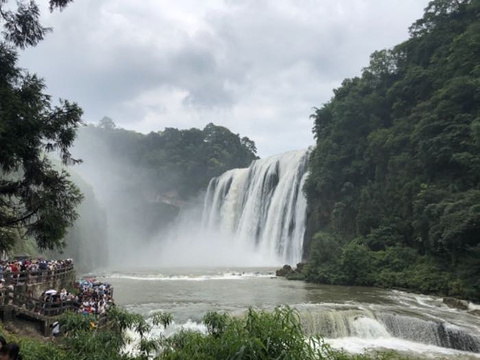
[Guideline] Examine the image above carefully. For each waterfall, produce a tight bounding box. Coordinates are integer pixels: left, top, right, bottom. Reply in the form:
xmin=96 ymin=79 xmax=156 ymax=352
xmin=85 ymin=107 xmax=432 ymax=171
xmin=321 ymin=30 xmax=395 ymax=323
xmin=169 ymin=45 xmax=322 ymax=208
xmin=202 ymin=150 xmax=309 ymax=265
xmin=378 ymin=312 xmax=480 ymax=352
xmin=300 ymin=309 xmax=480 ymax=353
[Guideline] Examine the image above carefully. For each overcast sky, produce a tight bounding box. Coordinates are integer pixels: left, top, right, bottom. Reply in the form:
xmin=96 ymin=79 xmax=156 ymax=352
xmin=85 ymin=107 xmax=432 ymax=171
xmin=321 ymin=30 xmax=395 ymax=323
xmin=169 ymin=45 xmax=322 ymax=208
xmin=20 ymin=0 xmax=430 ymax=157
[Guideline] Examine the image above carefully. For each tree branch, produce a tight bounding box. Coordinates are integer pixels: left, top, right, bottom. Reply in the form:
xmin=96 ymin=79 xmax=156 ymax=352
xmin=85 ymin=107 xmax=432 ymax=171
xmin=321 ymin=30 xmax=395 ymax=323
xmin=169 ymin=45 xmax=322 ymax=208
xmin=0 ymin=208 xmax=39 ymax=227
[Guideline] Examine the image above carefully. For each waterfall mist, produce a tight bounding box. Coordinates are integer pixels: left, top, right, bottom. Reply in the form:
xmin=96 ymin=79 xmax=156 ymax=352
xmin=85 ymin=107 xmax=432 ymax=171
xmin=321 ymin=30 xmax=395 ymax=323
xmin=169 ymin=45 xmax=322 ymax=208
xmin=71 ymin=130 xmax=179 ymax=269
xmin=145 ymin=207 xmax=283 ymax=268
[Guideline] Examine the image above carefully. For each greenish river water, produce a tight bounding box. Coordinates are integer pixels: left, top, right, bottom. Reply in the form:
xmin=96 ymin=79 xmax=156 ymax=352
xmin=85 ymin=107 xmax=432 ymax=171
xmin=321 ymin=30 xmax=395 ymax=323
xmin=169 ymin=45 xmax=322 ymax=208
xmin=99 ymin=267 xmax=480 ymax=359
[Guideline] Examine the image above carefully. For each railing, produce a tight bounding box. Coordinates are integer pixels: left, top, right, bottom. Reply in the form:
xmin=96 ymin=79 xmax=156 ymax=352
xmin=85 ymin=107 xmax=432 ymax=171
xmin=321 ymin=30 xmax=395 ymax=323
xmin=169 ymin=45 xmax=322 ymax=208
xmin=0 ymin=289 xmax=76 ymax=316
xmin=0 ymin=289 xmax=111 ymax=336
xmin=1 ymin=264 xmax=75 ymax=287
xmin=0 ymin=288 xmax=10 ymax=307
xmin=8 ymin=292 xmax=79 ymax=317
xmin=97 ymin=313 xmax=108 ymax=329
xmin=0 ymin=287 xmax=113 ymax=317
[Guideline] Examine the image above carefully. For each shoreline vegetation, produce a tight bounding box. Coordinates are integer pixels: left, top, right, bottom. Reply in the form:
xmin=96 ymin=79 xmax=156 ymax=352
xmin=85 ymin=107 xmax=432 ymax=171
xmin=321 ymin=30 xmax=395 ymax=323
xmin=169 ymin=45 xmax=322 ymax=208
xmin=276 ymin=263 xmax=480 ymax=315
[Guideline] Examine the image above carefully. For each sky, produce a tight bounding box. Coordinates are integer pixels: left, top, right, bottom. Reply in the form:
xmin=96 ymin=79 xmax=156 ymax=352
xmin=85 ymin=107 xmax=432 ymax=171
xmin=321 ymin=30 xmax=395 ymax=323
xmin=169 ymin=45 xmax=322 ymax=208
xmin=20 ymin=0 xmax=430 ymax=157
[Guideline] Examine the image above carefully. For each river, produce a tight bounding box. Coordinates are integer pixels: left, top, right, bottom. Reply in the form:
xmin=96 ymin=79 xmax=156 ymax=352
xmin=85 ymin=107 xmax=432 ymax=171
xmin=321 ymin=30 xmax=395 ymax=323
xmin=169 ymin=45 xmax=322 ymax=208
xmin=98 ymin=267 xmax=480 ymax=359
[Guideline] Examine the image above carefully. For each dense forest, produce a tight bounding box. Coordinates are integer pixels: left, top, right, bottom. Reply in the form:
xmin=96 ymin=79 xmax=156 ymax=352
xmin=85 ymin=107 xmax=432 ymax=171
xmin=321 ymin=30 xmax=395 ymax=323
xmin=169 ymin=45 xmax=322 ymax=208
xmin=76 ymin=119 xmax=258 ymax=200
xmin=303 ymin=0 xmax=480 ymax=300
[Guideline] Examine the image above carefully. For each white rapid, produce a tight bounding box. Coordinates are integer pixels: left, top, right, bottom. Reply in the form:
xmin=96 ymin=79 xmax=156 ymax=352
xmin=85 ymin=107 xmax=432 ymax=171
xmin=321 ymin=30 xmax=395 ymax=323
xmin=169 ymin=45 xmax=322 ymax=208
xmin=300 ymin=308 xmax=480 ymax=353
xmin=202 ymin=149 xmax=309 ymax=265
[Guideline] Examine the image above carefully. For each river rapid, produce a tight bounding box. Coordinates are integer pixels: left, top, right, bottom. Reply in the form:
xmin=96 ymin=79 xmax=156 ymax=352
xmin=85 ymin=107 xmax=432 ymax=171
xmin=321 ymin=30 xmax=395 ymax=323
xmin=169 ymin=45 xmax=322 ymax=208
xmin=99 ymin=267 xmax=480 ymax=359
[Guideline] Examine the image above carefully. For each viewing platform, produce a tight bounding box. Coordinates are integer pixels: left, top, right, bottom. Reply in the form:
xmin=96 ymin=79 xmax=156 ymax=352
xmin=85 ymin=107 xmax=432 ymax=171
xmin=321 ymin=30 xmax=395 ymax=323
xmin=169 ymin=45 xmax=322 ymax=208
xmin=0 ymin=259 xmax=112 ymax=336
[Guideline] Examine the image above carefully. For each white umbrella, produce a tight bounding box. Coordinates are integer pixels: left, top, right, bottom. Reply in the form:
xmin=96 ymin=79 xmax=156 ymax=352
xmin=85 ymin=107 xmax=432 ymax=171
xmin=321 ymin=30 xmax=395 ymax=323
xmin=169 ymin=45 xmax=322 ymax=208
xmin=45 ymin=289 xmax=57 ymax=295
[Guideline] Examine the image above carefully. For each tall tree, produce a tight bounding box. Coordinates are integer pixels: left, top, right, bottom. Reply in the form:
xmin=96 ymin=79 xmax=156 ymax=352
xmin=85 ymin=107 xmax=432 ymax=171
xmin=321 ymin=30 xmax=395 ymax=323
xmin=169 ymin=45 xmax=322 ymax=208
xmin=0 ymin=0 xmax=83 ymax=251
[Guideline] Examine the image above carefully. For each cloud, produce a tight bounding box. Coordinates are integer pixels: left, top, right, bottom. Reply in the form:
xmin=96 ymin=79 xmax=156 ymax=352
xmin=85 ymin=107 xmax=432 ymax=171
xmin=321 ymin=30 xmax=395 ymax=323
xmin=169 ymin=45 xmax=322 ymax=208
xmin=20 ymin=0 xmax=430 ymax=157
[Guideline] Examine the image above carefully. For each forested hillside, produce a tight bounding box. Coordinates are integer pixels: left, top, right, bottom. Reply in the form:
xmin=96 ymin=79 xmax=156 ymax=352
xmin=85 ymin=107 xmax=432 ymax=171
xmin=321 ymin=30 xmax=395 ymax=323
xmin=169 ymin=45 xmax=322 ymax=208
xmin=76 ymin=119 xmax=258 ymax=200
xmin=304 ymin=0 xmax=480 ymax=300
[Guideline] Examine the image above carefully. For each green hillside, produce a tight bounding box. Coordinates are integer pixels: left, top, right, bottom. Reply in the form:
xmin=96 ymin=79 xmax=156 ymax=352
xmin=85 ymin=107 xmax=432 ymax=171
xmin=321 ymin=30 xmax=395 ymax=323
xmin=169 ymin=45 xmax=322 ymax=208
xmin=304 ymin=0 xmax=480 ymax=300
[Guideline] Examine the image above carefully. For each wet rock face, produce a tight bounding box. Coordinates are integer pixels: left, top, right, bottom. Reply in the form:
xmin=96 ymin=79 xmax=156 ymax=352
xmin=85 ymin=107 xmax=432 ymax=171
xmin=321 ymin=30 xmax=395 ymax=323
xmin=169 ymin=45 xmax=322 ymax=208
xmin=443 ymin=297 xmax=469 ymax=310
xmin=295 ymin=262 xmax=306 ymax=273
xmin=276 ymin=265 xmax=293 ymax=277
xmin=276 ymin=263 xmax=306 ymax=277
xmin=468 ymin=309 xmax=480 ymax=317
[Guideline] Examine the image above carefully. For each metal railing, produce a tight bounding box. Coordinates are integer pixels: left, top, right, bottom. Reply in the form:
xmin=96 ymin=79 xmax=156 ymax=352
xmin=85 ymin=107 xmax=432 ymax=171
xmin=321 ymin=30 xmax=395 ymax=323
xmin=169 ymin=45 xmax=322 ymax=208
xmin=1 ymin=264 xmax=75 ymax=287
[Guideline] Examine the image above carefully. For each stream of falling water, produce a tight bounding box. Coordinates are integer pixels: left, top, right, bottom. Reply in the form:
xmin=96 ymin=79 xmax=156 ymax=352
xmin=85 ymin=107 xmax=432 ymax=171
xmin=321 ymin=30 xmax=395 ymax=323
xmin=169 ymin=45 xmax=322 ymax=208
xmin=203 ymin=149 xmax=309 ymax=265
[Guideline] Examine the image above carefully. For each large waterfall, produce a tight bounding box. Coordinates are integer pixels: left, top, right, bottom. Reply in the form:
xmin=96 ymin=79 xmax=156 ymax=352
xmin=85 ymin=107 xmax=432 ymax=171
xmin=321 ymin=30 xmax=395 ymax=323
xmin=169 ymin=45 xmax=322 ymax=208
xmin=202 ymin=150 xmax=309 ymax=265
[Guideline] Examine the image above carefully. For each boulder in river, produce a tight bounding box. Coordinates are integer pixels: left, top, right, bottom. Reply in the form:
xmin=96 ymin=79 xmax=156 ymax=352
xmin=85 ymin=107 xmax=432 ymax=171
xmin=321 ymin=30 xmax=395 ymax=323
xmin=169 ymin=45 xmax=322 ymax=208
xmin=295 ymin=262 xmax=306 ymax=273
xmin=276 ymin=265 xmax=293 ymax=277
xmin=443 ymin=297 xmax=469 ymax=310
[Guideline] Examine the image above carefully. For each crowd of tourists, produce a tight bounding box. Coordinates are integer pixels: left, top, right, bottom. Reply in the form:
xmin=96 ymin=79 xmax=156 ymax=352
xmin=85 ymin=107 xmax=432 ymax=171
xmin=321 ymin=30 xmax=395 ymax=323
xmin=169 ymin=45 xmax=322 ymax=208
xmin=31 ymin=278 xmax=114 ymax=317
xmin=0 ymin=256 xmax=114 ymax=317
xmin=0 ymin=256 xmax=115 ymax=342
xmin=77 ymin=278 xmax=115 ymax=316
xmin=0 ymin=258 xmax=74 ymax=287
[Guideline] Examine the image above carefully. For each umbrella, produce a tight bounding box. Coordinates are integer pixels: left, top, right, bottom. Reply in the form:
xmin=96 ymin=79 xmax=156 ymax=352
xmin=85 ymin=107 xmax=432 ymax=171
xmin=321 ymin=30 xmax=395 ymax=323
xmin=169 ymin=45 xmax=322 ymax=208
xmin=45 ymin=289 xmax=57 ymax=295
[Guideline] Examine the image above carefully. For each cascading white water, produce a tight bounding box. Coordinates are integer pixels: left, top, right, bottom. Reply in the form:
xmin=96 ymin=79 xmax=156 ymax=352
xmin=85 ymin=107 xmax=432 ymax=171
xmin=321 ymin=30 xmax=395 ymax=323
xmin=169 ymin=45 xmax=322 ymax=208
xmin=203 ymin=150 xmax=309 ymax=265
xmin=300 ymin=309 xmax=480 ymax=353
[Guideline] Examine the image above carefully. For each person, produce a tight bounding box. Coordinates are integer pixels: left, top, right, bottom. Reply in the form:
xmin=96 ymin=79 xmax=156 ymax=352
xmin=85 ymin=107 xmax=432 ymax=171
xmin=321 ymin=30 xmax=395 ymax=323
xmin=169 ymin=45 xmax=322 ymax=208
xmin=50 ymin=321 xmax=60 ymax=340
xmin=0 ymin=343 xmax=22 ymax=360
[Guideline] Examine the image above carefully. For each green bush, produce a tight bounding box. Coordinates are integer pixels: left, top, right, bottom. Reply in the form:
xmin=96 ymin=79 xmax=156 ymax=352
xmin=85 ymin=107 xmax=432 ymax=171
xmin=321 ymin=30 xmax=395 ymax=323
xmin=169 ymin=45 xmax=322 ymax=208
xmin=159 ymin=307 xmax=403 ymax=360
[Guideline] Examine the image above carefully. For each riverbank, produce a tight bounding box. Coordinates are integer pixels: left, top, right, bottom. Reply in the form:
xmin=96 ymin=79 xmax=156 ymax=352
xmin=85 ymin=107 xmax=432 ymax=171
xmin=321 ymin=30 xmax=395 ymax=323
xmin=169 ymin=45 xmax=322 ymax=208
xmin=276 ymin=259 xmax=480 ymax=305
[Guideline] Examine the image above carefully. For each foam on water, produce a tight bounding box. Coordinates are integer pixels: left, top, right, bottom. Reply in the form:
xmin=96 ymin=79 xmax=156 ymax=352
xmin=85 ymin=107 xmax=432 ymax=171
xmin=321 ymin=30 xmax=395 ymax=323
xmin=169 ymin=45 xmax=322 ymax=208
xmin=107 ymin=271 xmax=276 ymax=281
xmin=327 ymin=337 xmax=480 ymax=359
xmin=122 ymin=319 xmax=207 ymax=357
